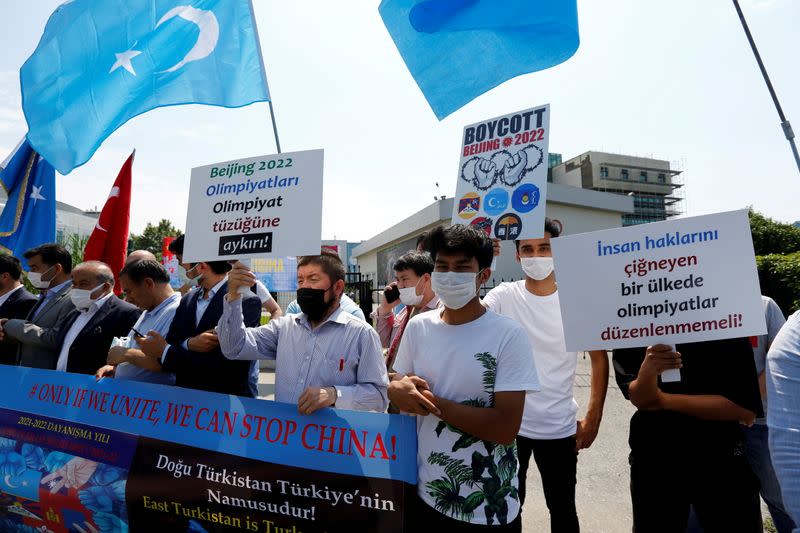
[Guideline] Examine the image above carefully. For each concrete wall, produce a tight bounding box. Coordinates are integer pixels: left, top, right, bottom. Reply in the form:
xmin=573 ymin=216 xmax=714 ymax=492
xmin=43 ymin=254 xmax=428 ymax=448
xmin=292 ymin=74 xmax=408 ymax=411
xmin=56 ymin=209 xmax=98 ymax=238
xmin=555 ymin=151 xmax=676 ymax=196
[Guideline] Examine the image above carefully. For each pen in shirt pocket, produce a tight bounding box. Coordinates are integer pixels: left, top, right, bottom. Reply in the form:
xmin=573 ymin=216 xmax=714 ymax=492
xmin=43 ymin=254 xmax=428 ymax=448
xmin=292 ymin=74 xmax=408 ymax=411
xmin=339 ymin=358 xmax=344 ymax=372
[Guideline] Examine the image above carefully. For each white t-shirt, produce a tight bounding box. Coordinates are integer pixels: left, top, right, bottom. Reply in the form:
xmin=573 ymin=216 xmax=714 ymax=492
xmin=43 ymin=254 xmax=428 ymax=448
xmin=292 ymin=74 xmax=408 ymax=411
xmin=394 ymin=309 xmax=539 ymax=526
xmin=484 ymin=281 xmax=578 ymax=440
xmin=253 ymin=279 xmax=274 ymax=305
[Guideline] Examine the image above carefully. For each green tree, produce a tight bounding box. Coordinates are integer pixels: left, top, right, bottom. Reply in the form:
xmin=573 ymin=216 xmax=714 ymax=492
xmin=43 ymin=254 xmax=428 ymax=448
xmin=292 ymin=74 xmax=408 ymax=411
xmin=749 ymin=209 xmax=800 ymax=255
xmin=57 ymin=233 xmax=89 ymax=264
xmin=749 ymin=210 xmax=800 ymax=315
xmin=128 ymin=219 xmax=182 ymax=261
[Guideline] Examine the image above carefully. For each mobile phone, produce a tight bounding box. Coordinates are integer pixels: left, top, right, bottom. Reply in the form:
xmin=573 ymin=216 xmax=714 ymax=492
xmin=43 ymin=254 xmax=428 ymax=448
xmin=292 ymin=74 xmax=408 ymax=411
xmin=130 ymin=327 xmax=146 ymax=338
xmin=384 ymin=285 xmax=400 ymax=304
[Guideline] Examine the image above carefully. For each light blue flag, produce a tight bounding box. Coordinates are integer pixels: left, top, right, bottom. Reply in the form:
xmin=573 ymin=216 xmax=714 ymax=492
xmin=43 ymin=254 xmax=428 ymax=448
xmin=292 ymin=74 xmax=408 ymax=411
xmin=21 ymin=0 xmax=270 ymax=174
xmin=379 ymin=0 xmax=580 ymax=120
xmin=0 ymin=140 xmax=56 ymax=257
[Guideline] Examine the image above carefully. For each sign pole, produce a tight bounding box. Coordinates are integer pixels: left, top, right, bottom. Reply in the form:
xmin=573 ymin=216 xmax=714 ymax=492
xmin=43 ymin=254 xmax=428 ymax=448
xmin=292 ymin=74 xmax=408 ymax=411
xmin=248 ymin=0 xmax=282 ymax=154
xmin=732 ymin=0 xmax=799 ymax=174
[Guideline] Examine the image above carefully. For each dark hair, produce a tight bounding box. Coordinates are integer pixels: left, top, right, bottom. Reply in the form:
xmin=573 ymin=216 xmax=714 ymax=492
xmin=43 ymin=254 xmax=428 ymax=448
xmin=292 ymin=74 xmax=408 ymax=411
xmin=0 ymin=254 xmax=23 ymax=280
xmin=297 ymin=249 xmax=345 ymax=284
xmin=428 ymin=225 xmax=493 ymax=270
xmin=168 ymin=234 xmax=230 ymax=275
xmin=393 ymin=251 xmax=434 ymax=277
xmin=514 ymin=218 xmax=561 ymax=250
xmin=416 ymin=230 xmax=433 ymax=253
xmin=23 ymin=243 xmax=72 ymax=273
xmin=119 ymin=259 xmax=170 ymax=284
xmin=167 ymin=235 xmax=184 ymax=255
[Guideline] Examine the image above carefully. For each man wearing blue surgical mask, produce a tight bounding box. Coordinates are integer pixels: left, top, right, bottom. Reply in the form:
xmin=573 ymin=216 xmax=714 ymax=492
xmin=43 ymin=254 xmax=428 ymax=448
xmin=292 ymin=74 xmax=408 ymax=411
xmin=483 ymin=219 xmax=609 ymax=533
xmin=388 ymin=224 xmax=539 ymax=532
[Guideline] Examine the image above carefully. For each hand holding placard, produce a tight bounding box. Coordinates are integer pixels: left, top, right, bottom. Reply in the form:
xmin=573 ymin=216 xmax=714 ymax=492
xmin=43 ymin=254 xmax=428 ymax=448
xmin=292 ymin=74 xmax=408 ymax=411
xmin=227 ymin=260 xmax=256 ymax=299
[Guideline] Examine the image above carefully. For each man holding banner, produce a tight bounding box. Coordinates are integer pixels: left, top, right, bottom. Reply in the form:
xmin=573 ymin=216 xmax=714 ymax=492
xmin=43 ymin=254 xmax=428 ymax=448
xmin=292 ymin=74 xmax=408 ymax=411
xmin=483 ymin=219 xmax=609 ymax=532
xmin=219 ymin=250 xmax=388 ymax=414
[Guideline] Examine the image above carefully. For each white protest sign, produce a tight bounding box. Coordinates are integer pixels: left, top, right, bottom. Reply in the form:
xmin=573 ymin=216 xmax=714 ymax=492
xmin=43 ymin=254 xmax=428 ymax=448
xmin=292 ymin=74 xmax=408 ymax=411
xmin=183 ymin=149 xmax=323 ymax=263
xmin=452 ymin=105 xmax=550 ymax=240
xmin=551 ymin=209 xmax=767 ymax=351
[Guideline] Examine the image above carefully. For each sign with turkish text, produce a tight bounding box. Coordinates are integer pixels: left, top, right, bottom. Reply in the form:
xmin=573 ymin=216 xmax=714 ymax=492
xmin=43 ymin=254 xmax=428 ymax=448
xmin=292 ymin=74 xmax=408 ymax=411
xmin=452 ymin=105 xmax=550 ymax=240
xmin=0 ymin=367 xmax=415 ymax=532
xmin=551 ymin=209 xmax=767 ymax=350
xmin=183 ymin=149 xmax=324 ymax=263
xmin=251 ymin=256 xmax=298 ymax=292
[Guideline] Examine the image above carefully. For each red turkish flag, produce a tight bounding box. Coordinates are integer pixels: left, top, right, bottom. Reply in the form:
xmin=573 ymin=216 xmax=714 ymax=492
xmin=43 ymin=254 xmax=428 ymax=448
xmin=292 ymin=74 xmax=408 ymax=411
xmin=83 ymin=151 xmax=134 ymax=295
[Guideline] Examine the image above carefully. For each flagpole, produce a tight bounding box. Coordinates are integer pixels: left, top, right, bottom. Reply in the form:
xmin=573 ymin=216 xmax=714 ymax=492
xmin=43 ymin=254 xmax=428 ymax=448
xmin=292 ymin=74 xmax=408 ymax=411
xmin=248 ymin=0 xmax=282 ymax=154
xmin=732 ymin=0 xmax=799 ymax=174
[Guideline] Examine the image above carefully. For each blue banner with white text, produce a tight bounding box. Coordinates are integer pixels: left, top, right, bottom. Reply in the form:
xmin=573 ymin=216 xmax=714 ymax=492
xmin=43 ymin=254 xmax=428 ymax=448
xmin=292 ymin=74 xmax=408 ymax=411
xmin=0 ymin=366 xmax=415 ymax=532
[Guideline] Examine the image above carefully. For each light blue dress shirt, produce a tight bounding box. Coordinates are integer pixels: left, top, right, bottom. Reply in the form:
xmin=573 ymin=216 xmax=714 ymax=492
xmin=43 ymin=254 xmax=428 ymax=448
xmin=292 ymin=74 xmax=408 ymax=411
xmin=218 ymin=297 xmax=388 ymax=412
xmin=767 ymin=310 xmax=800 ymax=531
xmin=115 ymin=293 xmax=180 ymax=385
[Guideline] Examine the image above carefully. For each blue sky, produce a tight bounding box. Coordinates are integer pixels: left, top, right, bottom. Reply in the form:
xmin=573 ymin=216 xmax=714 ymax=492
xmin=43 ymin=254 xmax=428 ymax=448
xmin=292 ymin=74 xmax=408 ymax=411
xmin=0 ymin=0 xmax=797 ymax=238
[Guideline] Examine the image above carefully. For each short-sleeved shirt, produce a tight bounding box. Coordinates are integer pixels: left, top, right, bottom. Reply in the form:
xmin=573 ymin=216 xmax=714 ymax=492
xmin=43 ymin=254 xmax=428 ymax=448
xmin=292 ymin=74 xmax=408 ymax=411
xmin=613 ymin=337 xmax=762 ymax=455
xmin=751 ymin=296 xmax=785 ymax=421
xmin=484 ymin=282 xmax=578 ymax=440
xmin=394 ymin=309 xmax=540 ymax=526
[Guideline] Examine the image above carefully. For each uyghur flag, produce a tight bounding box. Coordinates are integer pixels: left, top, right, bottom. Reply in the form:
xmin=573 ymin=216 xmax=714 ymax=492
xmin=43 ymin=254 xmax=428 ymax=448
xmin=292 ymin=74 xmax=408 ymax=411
xmin=0 ymin=139 xmax=56 ymax=258
xmin=21 ymin=0 xmax=270 ymax=175
xmin=379 ymin=0 xmax=580 ymax=119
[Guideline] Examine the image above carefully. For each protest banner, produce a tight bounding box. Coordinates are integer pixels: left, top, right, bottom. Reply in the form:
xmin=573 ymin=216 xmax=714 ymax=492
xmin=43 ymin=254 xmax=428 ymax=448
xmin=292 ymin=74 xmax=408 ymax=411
xmin=162 ymin=236 xmax=187 ymax=290
xmin=551 ymin=209 xmax=767 ymax=351
xmin=452 ymin=105 xmax=550 ymax=240
xmin=183 ymin=149 xmax=324 ymax=263
xmin=251 ymin=257 xmax=298 ymax=292
xmin=0 ymin=367 xmax=415 ymax=532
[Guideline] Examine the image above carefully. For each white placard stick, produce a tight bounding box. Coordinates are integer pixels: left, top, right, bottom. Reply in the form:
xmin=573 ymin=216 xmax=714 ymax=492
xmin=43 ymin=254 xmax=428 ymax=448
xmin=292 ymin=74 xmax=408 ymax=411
xmin=661 ymin=343 xmax=681 ymax=383
xmin=234 ymin=258 xmax=253 ymax=296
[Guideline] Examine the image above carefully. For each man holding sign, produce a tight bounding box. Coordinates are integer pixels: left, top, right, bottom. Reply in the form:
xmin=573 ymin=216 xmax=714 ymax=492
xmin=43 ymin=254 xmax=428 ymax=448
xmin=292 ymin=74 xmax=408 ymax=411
xmin=548 ymin=209 xmax=768 ymax=532
xmin=218 ymin=251 xmax=388 ymax=414
xmin=613 ymin=339 xmax=762 ymax=531
xmin=483 ymin=219 xmax=609 ymax=533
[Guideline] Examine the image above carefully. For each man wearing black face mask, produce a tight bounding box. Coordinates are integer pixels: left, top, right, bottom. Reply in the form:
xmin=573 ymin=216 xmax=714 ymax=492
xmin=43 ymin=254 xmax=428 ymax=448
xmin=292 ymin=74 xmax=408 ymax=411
xmin=218 ymin=250 xmax=388 ymax=414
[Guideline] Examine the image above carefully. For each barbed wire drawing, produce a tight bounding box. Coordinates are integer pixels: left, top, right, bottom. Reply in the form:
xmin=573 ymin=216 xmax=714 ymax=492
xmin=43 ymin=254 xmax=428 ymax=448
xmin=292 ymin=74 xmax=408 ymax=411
xmin=460 ymin=144 xmax=545 ymax=191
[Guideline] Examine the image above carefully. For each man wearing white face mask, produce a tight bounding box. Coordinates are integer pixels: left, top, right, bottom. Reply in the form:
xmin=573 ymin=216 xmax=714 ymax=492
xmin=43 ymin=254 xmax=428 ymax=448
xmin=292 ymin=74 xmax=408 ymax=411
xmin=371 ymin=251 xmax=438 ymax=369
xmin=389 ymin=225 xmax=539 ymax=532
xmin=0 ymin=244 xmax=75 ymax=369
xmin=483 ymin=219 xmax=609 ymax=533
xmin=51 ymin=261 xmax=140 ymax=375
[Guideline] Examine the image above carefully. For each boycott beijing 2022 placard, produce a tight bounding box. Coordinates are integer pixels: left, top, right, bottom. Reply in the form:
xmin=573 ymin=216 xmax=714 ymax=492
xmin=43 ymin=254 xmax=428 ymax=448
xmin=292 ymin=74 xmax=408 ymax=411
xmin=452 ymin=105 xmax=550 ymax=240
xmin=182 ymin=149 xmax=323 ymax=263
xmin=551 ymin=209 xmax=767 ymax=351
xmin=0 ymin=366 xmax=415 ymax=532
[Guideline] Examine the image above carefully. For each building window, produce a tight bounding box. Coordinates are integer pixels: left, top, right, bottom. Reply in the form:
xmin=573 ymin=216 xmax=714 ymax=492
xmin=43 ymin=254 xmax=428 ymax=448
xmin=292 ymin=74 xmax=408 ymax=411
xmin=658 ymin=173 xmax=666 ymax=183
xmin=639 ymin=171 xmax=647 ymax=182
xmin=620 ymin=169 xmax=629 ymax=180
xmin=600 ymin=166 xmax=609 ymax=178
